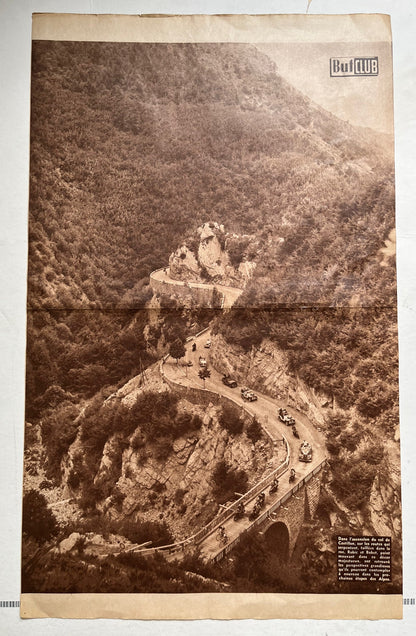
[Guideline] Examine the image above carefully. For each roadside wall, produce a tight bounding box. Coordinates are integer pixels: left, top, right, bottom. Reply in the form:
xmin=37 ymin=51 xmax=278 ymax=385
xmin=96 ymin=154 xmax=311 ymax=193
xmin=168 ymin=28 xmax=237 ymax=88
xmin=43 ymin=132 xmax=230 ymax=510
xmin=160 ymin=365 xmax=280 ymax=449
xmin=304 ymin=473 xmax=322 ymax=520
xmin=212 ymin=460 xmax=326 ymax=562
xmin=150 ymin=269 xmax=215 ymax=306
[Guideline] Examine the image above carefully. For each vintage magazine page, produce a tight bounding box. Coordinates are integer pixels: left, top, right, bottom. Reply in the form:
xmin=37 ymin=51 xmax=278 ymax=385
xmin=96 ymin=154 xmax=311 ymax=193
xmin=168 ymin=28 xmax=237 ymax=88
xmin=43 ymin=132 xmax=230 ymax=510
xmin=20 ymin=12 xmax=401 ymax=620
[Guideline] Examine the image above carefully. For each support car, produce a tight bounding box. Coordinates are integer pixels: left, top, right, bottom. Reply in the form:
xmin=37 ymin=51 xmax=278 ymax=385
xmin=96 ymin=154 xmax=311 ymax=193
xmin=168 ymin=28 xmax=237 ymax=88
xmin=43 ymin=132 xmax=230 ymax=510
xmin=241 ymin=387 xmax=258 ymax=401
xmin=222 ymin=374 xmax=237 ymax=388
xmin=278 ymin=407 xmax=295 ymax=426
xmin=299 ymin=440 xmax=313 ymax=462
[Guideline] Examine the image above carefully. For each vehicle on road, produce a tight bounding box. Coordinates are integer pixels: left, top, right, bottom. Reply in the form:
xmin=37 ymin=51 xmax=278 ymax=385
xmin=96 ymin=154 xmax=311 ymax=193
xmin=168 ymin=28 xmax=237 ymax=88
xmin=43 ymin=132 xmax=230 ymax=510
xmin=222 ymin=374 xmax=237 ymax=388
xmin=289 ymin=468 xmax=296 ymax=483
xmin=233 ymin=502 xmax=245 ymax=521
xmin=249 ymin=502 xmax=261 ymax=521
xmin=187 ymin=361 xmax=193 ymax=367
xmin=292 ymin=425 xmax=299 ymax=438
xmin=256 ymin=492 xmax=266 ymax=508
xmin=216 ymin=526 xmax=228 ymax=545
xmin=199 ymin=356 xmax=207 ymax=367
xmin=241 ymin=387 xmax=258 ymax=401
xmin=278 ymin=407 xmax=295 ymax=426
xmin=269 ymin=477 xmax=279 ymax=494
xmin=299 ymin=440 xmax=313 ymax=463
xmin=204 ymin=339 xmax=211 ymax=348
xmin=248 ymin=494 xmax=265 ymax=521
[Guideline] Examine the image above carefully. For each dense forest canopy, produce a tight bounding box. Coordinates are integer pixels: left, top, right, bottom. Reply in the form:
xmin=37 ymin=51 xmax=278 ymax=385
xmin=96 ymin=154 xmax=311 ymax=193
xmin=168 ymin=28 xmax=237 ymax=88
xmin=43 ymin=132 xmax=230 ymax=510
xmin=24 ymin=39 xmax=400 ymax=595
xmin=27 ymin=40 xmax=397 ymax=431
xmin=29 ymin=41 xmax=394 ymax=310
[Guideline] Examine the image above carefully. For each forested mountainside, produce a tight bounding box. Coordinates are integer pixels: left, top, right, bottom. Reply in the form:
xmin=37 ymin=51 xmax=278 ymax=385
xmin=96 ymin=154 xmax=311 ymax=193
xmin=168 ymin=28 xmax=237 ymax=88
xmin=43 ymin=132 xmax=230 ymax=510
xmin=27 ymin=41 xmax=395 ymax=419
xmin=25 ymin=41 xmax=400 ymax=594
xmin=29 ymin=41 xmax=393 ymax=310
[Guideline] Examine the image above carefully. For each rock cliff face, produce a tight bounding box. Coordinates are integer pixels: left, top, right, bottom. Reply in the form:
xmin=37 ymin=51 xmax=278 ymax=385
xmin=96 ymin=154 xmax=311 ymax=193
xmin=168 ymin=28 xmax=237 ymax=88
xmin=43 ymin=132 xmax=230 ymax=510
xmin=368 ymin=440 xmax=401 ymax=538
xmin=114 ymin=404 xmax=272 ymax=538
xmin=61 ymin=365 xmax=274 ymax=540
xmin=169 ymin=222 xmax=257 ymax=288
xmin=209 ymin=333 xmax=402 ymax=541
xmin=210 ymin=333 xmax=330 ymax=427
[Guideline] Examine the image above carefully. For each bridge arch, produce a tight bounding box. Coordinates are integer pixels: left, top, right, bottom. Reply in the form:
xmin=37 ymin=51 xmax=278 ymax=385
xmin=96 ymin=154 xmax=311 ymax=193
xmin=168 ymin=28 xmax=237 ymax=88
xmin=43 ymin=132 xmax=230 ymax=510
xmin=263 ymin=521 xmax=290 ymax=563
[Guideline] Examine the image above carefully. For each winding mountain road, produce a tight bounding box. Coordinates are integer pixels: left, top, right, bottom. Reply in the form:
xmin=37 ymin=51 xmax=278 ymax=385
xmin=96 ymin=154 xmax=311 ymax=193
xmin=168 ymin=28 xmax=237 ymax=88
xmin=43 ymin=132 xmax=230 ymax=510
xmin=163 ymin=329 xmax=326 ymax=560
xmin=146 ymin=268 xmax=327 ymax=561
xmin=150 ymin=267 xmax=243 ymax=308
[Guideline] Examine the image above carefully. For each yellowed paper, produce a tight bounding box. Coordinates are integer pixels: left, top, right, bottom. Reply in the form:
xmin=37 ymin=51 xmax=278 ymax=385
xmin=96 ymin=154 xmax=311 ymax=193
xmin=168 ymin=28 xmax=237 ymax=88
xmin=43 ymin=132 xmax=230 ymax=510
xmin=21 ymin=593 xmax=402 ymax=620
xmin=22 ymin=12 xmax=401 ymax=620
xmin=32 ymin=12 xmax=391 ymax=43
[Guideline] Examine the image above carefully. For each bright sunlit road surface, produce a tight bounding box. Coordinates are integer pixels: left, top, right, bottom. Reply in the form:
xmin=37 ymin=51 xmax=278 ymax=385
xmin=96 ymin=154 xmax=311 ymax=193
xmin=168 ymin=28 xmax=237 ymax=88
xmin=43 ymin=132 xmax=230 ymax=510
xmin=163 ymin=328 xmax=326 ymax=561
xmin=150 ymin=268 xmax=243 ymax=308
xmin=151 ymin=267 xmax=326 ymax=560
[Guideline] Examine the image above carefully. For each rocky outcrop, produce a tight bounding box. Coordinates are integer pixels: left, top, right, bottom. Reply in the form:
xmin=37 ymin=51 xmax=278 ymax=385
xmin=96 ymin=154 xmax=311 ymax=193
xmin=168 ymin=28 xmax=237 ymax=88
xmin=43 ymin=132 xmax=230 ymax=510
xmin=368 ymin=440 xmax=401 ymax=538
xmin=58 ymin=532 xmax=82 ymax=553
xmin=53 ymin=531 xmax=132 ymax=556
xmin=169 ymin=222 xmax=257 ymax=287
xmin=169 ymin=245 xmax=201 ymax=282
xmin=114 ymin=402 xmax=273 ymax=538
xmin=197 ymin=223 xmax=228 ymax=279
xmin=209 ymin=333 xmax=329 ymax=426
xmin=60 ymin=364 xmax=274 ymax=541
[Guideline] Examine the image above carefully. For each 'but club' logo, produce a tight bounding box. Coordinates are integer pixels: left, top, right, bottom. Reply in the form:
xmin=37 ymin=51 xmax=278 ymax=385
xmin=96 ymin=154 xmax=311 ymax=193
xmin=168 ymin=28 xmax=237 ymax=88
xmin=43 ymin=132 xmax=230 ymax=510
xmin=330 ymin=57 xmax=379 ymax=77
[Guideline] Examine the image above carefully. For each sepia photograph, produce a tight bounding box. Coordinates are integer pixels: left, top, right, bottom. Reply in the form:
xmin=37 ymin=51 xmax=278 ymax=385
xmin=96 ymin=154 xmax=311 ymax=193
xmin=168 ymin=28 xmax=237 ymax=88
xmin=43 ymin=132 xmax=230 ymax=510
xmin=20 ymin=13 xmax=401 ymax=618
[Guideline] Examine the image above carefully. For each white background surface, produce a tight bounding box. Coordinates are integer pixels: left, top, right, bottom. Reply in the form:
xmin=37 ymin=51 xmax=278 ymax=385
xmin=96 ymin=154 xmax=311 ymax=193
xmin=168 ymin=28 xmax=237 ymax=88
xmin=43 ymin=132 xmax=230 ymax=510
xmin=0 ymin=1 xmax=415 ymax=634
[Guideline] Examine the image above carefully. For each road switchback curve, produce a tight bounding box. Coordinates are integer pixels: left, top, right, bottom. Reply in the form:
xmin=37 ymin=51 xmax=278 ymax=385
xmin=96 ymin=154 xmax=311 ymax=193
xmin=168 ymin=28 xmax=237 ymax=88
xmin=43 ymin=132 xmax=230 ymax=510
xmin=133 ymin=268 xmax=327 ymax=561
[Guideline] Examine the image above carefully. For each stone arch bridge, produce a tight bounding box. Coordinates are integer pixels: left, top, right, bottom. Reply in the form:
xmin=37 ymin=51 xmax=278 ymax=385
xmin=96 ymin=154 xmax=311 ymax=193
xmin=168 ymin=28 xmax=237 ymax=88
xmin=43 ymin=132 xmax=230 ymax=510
xmin=129 ymin=267 xmax=327 ymax=563
xmin=209 ymin=461 xmax=325 ymax=563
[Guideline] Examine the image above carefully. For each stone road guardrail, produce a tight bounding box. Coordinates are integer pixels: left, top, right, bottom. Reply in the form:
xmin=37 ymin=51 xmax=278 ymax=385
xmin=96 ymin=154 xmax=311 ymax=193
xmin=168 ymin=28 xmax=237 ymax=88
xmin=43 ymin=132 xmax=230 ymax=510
xmin=127 ymin=357 xmax=290 ymax=560
xmin=129 ymin=269 xmax=326 ymax=562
